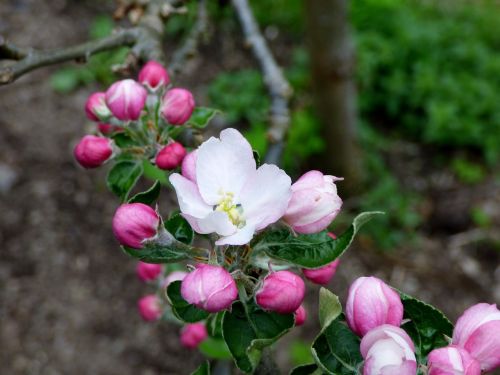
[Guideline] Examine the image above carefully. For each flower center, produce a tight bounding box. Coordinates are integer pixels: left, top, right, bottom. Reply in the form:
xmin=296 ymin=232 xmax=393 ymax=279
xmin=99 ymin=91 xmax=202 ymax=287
xmin=215 ymin=192 xmax=245 ymax=228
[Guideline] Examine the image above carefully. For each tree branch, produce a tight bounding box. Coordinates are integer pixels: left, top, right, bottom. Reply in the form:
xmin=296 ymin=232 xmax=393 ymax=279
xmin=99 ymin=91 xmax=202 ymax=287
xmin=168 ymin=0 xmax=209 ymax=77
xmin=231 ymin=0 xmax=292 ymax=165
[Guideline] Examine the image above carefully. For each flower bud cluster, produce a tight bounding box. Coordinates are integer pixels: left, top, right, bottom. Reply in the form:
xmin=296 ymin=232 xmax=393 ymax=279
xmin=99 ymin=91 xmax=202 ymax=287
xmin=75 ymin=61 xmax=195 ymax=171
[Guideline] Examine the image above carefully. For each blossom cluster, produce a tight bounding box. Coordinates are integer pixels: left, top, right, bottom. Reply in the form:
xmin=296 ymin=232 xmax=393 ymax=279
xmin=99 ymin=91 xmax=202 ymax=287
xmin=74 ymin=61 xmax=194 ymax=171
xmin=344 ymin=276 xmax=500 ymax=375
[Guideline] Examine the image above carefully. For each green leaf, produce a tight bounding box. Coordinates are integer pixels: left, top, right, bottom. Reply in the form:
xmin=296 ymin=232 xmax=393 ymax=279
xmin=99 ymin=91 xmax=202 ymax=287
xmin=207 ymin=312 xmax=225 ymax=338
xmin=50 ymin=68 xmax=81 ymax=93
xmin=106 ymin=160 xmax=143 ymax=201
xmin=142 ymin=160 xmax=169 ymax=185
xmin=222 ymin=301 xmax=294 ymax=373
xmin=255 ymin=211 xmax=384 ymax=268
xmin=112 ymin=133 xmax=135 ymax=148
xmin=191 ymin=360 xmax=210 ymax=375
xmin=128 ymin=180 xmax=161 ymax=205
xmin=253 ymin=149 xmax=261 ymax=167
xmin=165 ymin=214 xmax=194 ymax=245
xmin=400 ymin=293 xmax=454 ymax=363
xmin=199 ymin=337 xmax=232 ymax=359
xmin=188 ymin=107 xmax=220 ymax=129
xmin=289 ymin=364 xmax=321 ymax=375
xmin=166 ymin=281 xmax=209 ymax=322
xmin=311 ymin=289 xmax=362 ymax=375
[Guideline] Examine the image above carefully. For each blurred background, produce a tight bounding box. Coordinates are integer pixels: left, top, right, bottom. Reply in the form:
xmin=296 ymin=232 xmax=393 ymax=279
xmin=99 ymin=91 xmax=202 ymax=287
xmin=0 ymin=0 xmax=499 ymax=373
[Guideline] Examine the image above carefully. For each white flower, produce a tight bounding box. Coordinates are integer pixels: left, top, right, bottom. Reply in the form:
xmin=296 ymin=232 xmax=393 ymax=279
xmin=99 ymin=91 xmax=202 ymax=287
xmin=169 ymin=128 xmax=292 ymax=245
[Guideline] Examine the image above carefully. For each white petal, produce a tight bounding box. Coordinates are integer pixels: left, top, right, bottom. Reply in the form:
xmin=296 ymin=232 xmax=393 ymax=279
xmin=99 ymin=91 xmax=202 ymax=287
xmin=215 ymin=224 xmax=256 ymax=246
xmin=196 ymin=129 xmax=256 ymax=205
xmin=195 ymin=211 xmax=237 ymax=236
xmin=169 ymin=173 xmax=211 ymax=218
xmin=239 ymin=164 xmax=292 ymax=230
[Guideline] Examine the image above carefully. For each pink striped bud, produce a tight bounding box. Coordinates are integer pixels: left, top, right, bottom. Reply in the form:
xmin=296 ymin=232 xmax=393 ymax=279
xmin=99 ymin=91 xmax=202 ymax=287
xmin=452 ymin=303 xmax=500 ymax=372
xmin=74 ymin=135 xmax=113 ymax=169
xmin=161 ymin=88 xmax=195 ymax=125
xmin=162 ymin=271 xmax=187 ymax=289
xmin=112 ymin=203 xmax=160 ymax=249
xmin=105 ymin=79 xmax=147 ymax=121
xmin=180 ymin=322 xmax=208 ymax=349
xmin=255 ymin=271 xmax=305 ymax=314
xmin=85 ymin=92 xmax=111 ymax=121
xmin=136 ymin=261 xmax=163 ymax=282
xmin=181 ymin=264 xmax=237 ymax=312
xmin=138 ymin=61 xmax=170 ymax=91
xmin=361 ymin=325 xmax=417 ymax=375
xmin=156 ymin=142 xmax=186 ymax=170
xmin=98 ymin=123 xmax=123 ymax=135
xmin=346 ymin=276 xmax=404 ymax=337
xmin=138 ymin=295 xmax=162 ymax=321
xmin=294 ymin=304 xmax=307 ymax=326
xmin=284 ymin=171 xmax=342 ymax=234
xmin=427 ymin=346 xmax=481 ymax=375
xmin=302 ymin=259 xmax=340 ymax=285
xmin=181 ymin=150 xmax=198 ymax=182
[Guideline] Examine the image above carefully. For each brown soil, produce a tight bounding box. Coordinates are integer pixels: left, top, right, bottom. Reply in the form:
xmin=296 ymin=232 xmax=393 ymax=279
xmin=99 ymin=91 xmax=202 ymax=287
xmin=1 ymin=1 xmax=499 ymax=374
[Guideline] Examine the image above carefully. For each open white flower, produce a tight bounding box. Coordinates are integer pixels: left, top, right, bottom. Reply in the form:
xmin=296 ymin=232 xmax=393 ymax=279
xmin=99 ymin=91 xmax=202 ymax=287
xmin=169 ymin=128 xmax=292 ymax=245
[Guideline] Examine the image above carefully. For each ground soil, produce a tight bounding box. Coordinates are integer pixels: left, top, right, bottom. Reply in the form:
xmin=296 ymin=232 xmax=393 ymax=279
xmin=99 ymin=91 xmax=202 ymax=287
xmin=1 ymin=1 xmax=499 ymax=374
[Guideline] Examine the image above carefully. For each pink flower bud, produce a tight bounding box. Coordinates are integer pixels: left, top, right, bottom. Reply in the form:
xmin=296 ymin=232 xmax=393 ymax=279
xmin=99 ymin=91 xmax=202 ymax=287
xmin=361 ymin=325 xmax=417 ymax=375
xmin=427 ymin=346 xmax=481 ymax=375
xmin=156 ymin=142 xmax=186 ymax=170
xmin=74 ymin=135 xmax=113 ymax=169
xmin=112 ymin=203 xmax=160 ymax=249
xmin=255 ymin=271 xmax=305 ymax=314
xmin=138 ymin=61 xmax=170 ymax=91
xmin=136 ymin=261 xmax=163 ymax=282
xmin=180 ymin=322 xmax=208 ymax=349
xmin=452 ymin=303 xmax=500 ymax=372
xmin=181 ymin=264 xmax=237 ymax=313
xmin=284 ymin=171 xmax=343 ymax=234
xmin=85 ymin=92 xmax=111 ymax=121
xmin=302 ymin=259 xmax=340 ymax=285
xmin=105 ymin=79 xmax=147 ymax=121
xmin=346 ymin=276 xmax=404 ymax=337
xmin=161 ymin=88 xmax=195 ymax=125
xmin=162 ymin=270 xmax=187 ymax=289
xmin=294 ymin=305 xmax=307 ymax=326
xmin=181 ymin=150 xmax=198 ymax=182
xmin=98 ymin=122 xmax=123 ymax=135
xmin=138 ymin=294 xmax=162 ymax=321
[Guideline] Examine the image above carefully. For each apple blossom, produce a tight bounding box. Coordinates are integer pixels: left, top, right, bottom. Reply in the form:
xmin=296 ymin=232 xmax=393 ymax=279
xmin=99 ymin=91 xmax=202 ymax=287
xmin=98 ymin=123 xmax=122 ymax=135
xmin=161 ymin=88 xmax=195 ymax=125
xmin=169 ymin=128 xmax=292 ymax=245
xmin=138 ymin=295 xmax=162 ymax=321
xmin=85 ymin=92 xmax=111 ymax=121
xmin=360 ymin=325 xmax=417 ymax=375
xmin=181 ymin=150 xmax=197 ymax=183
xmin=105 ymin=79 xmax=147 ymax=121
xmin=180 ymin=322 xmax=208 ymax=349
xmin=136 ymin=261 xmax=163 ymax=282
xmin=74 ymin=135 xmax=113 ymax=169
xmin=294 ymin=305 xmax=307 ymax=326
xmin=255 ymin=271 xmax=305 ymax=314
xmin=138 ymin=61 xmax=170 ymax=91
xmin=452 ymin=303 xmax=500 ymax=372
xmin=427 ymin=346 xmax=481 ymax=375
xmin=162 ymin=270 xmax=187 ymax=289
xmin=302 ymin=259 xmax=340 ymax=285
xmin=156 ymin=142 xmax=186 ymax=170
xmin=181 ymin=264 xmax=237 ymax=312
xmin=283 ymin=170 xmax=342 ymax=234
xmin=112 ymin=203 xmax=160 ymax=249
xmin=346 ymin=276 xmax=404 ymax=337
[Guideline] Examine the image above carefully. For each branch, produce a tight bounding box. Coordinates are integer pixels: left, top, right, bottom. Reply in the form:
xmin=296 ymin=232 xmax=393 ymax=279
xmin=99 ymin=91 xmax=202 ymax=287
xmin=168 ymin=0 xmax=209 ymax=77
xmin=0 ymin=30 xmax=139 ymax=84
xmin=231 ymin=0 xmax=292 ymax=165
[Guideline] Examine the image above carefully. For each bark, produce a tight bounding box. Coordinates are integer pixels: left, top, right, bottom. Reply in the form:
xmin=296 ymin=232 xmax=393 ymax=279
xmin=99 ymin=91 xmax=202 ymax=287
xmin=304 ymin=0 xmax=362 ymax=194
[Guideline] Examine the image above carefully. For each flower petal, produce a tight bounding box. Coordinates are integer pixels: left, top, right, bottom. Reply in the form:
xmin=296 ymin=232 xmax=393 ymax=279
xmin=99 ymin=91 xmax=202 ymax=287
xmin=215 ymin=224 xmax=256 ymax=246
xmin=196 ymin=128 xmax=256 ymax=205
xmin=239 ymin=164 xmax=292 ymax=230
xmin=195 ymin=211 xmax=237 ymax=236
xmin=169 ymin=173 xmax=211 ymax=218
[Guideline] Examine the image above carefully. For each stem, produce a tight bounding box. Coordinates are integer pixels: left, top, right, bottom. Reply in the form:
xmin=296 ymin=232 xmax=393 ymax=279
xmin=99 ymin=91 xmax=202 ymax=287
xmin=254 ymin=348 xmax=280 ymax=375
